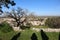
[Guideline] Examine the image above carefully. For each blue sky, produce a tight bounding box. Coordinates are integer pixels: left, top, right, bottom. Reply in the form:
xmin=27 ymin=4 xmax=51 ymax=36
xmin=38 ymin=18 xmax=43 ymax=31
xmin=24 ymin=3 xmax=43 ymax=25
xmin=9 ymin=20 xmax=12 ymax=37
xmin=3 ymin=0 xmax=60 ymax=16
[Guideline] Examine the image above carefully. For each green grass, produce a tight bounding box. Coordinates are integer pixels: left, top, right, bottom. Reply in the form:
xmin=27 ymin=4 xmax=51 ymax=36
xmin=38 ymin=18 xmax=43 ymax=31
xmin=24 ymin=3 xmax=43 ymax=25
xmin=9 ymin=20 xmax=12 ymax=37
xmin=18 ymin=30 xmax=59 ymax=40
xmin=0 ymin=29 xmax=59 ymax=40
xmin=0 ymin=31 xmax=18 ymax=40
xmin=31 ymin=26 xmax=49 ymax=28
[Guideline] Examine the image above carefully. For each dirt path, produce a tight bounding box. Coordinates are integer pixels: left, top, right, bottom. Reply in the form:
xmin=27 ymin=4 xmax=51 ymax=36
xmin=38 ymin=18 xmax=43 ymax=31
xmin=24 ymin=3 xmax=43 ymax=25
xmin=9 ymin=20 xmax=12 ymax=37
xmin=32 ymin=28 xmax=60 ymax=32
xmin=12 ymin=27 xmax=60 ymax=32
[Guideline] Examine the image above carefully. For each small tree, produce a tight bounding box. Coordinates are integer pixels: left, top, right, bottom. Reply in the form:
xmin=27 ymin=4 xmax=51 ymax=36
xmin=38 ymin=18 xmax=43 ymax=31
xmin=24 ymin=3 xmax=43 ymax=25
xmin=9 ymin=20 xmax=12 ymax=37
xmin=28 ymin=12 xmax=36 ymax=19
xmin=9 ymin=7 xmax=27 ymax=28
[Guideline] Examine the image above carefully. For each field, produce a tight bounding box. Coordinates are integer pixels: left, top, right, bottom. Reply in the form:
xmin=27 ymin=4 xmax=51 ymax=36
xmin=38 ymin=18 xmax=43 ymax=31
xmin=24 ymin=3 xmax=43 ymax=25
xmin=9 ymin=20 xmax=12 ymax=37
xmin=31 ymin=26 xmax=49 ymax=28
xmin=0 ymin=29 xmax=59 ymax=40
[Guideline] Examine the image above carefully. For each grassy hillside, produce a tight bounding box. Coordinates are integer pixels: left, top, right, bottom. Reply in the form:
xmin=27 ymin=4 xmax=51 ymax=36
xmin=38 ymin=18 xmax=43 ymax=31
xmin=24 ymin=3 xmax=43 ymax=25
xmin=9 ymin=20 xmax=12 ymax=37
xmin=0 ymin=29 xmax=59 ymax=40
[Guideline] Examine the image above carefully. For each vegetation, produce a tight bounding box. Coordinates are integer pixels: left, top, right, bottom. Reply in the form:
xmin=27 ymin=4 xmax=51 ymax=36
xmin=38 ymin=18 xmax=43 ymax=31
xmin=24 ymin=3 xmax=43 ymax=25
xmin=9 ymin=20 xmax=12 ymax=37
xmin=31 ymin=26 xmax=49 ymax=28
xmin=0 ymin=0 xmax=60 ymax=40
xmin=45 ymin=17 xmax=60 ymax=28
xmin=8 ymin=7 xmax=27 ymax=27
xmin=0 ymin=0 xmax=16 ymax=12
xmin=26 ymin=23 xmax=32 ymax=28
xmin=20 ymin=23 xmax=32 ymax=29
xmin=0 ymin=29 xmax=59 ymax=40
xmin=0 ymin=21 xmax=13 ymax=33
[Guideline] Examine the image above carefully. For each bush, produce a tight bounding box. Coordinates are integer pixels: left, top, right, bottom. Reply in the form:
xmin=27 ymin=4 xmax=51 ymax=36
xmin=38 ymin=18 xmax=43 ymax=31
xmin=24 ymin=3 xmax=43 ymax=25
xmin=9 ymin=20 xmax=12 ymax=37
xmin=45 ymin=17 xmax=60 ymax=28
xmin=0 ymin=21 xmax=13 ymax=33
xmin=20 ymin=25 xmax=26 ymax=29
xmin=26 ymin=23 xmax=32 ymax=28
xmin=20 ymin=23 xmax=32 ymax=29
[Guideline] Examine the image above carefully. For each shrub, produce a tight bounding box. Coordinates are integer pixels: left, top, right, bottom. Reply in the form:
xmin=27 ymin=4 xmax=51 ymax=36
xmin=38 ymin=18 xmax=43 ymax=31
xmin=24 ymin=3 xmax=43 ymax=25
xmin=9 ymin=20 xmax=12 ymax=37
xmin=20 ymin=25 xmax=26 ymax=29
xmin=0 ymin=21 xmax=13 ymax=33
xmin=26 ymin=23 xmax=32 ymax=28
xmin=45 ymin=17 xmax=60 ymax=28
xmin=20 ymin=23 xmax=32 ymax=29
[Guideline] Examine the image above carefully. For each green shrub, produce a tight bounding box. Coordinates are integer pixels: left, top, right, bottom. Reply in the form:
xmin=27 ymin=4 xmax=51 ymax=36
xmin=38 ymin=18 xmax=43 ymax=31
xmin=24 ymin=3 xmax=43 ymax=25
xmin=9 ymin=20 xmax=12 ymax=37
xmin=0 ymin=21 xmax=13 ymax=33
xmin=26 ymin=23 xmax=32 ymax=28
xmin=20 ymin=25 xmax=26 ymax=29
xmin=20 ymin=23 xmax=32 ymax=29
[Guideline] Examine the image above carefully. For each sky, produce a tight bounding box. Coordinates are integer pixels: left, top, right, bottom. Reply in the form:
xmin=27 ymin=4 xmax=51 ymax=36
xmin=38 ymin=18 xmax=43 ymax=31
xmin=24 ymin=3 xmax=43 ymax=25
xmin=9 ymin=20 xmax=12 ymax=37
xmin=3 ymin=0 xmax=60 ymax=16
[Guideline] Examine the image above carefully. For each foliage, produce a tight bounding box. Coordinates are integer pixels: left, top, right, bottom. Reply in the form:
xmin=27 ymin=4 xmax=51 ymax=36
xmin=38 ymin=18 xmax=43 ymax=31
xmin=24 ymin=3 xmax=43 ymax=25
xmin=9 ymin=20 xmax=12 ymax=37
xmin=20 ymin=23 xmax=32 ymax=29
xmin=0 ymin=21 xmax=13 ymax=33
xmin=0 ymin=0 xmax=16 ymax=12
xmin=26 ymin=23 xmax=32 ymax=28
xmin=45 ymin=17 xmax=60 ymax=28
xmin=20 ymin=25 xmax=26 ymax=29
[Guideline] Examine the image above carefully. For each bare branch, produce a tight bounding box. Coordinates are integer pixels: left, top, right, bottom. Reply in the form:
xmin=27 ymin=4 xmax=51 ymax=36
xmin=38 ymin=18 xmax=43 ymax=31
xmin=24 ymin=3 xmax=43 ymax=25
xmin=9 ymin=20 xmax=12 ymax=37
xmin=8 ymin=7 xmax=27 ymax=27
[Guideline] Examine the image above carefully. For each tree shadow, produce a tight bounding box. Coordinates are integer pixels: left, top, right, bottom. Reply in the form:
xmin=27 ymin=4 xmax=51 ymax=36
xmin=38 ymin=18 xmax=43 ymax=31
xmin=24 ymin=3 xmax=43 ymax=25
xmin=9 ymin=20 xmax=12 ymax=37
xmin=0 ymin=38 xmax=2 ymax=40
xmin=59 ymin=33 xmax=60 ymax=40
xmin=11 ymin=32 xmax=21 ymax=40
xmin=31 ymin=33 xmax=38 ymax=40
xmin=40 ymin=30 xmax=49 ymax=40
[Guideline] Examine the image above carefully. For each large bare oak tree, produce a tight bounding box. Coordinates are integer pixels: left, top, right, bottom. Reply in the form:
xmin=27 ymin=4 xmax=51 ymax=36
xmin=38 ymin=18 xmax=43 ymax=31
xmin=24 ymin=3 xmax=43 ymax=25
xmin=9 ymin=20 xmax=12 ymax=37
xmin=9 ymin=7 xmax=27 ymax=27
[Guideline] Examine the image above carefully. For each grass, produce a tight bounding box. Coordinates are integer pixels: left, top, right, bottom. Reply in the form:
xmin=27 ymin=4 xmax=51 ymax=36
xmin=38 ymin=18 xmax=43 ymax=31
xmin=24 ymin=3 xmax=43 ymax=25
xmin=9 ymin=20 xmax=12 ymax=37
xmin=31 ymin=26 xmax=49 ymax=28
xmin=0 ymin=29 xmax=59 ymax=40
xmin=0 ymin=31 xmax=18 ymax=40
xmin=18 ymin=30 xmax=59 ymax=40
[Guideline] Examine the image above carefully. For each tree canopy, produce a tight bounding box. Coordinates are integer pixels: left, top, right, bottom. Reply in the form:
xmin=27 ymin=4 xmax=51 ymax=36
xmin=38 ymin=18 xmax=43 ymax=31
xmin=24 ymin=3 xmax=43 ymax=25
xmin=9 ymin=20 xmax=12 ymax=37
xmin=0 ymin=0 xmax=16 ymax=13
